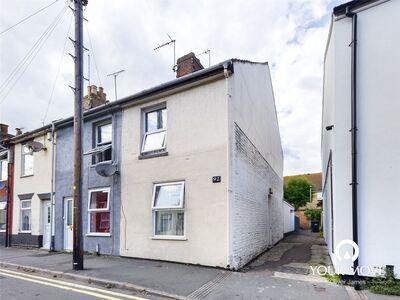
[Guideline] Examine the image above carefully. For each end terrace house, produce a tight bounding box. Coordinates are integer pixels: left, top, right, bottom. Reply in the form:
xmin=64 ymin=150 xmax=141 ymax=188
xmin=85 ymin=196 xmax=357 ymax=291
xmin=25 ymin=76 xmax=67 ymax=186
xmin=116 ymin=54 xmax=284 ymax=269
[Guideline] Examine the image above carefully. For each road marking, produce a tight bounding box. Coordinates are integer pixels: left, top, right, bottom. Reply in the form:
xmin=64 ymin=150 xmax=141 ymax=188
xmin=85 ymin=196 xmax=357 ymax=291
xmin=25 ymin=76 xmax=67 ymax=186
xmin=0 ymin=271 xmax=121 ymax=300
xmin=186 ymin=271 xmax=232 ymax=300
xmin=0 ymin=268 xmax=148 ymax=300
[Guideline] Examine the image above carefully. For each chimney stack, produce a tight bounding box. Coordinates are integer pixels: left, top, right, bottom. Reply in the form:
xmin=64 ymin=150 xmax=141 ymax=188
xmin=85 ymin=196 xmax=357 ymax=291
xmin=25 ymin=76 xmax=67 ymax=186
xmin=176 ymin=52 xmax=204 ymax=78
xmin=0 ymin=124 xmax=8 ymax=135
xmin=83 ymin=85 xmax=107 ymax=111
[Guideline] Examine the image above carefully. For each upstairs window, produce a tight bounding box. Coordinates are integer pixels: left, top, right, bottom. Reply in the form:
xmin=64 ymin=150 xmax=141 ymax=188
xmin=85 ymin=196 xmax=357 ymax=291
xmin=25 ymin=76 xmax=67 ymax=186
xmin=88 ymin=188 xmax=110 ymax=234
xmin=0 ymin=151 xmax=7 ymax=181
xmin=21 ymin=145 xmax=34 ymax=176
xmin=152 ymin=181 xmax=185 ymax=238
xmin=84 ymin=121 xmax=112 ymax=164
xmin=141 ymin=107 xmax=167 ymax=154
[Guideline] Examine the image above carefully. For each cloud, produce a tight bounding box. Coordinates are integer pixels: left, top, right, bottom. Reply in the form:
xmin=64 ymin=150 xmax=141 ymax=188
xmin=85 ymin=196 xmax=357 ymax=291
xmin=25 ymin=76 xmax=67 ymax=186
xmin=0 ymin=0 xmax=347 ymax=175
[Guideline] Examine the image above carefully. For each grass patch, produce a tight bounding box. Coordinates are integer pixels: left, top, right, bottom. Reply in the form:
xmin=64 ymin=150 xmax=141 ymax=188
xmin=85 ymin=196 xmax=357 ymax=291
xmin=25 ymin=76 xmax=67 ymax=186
xmin=368 ymin=267 xmax=400 ymax=296
xmin=323 ymin=273 xmax=341 ymax=284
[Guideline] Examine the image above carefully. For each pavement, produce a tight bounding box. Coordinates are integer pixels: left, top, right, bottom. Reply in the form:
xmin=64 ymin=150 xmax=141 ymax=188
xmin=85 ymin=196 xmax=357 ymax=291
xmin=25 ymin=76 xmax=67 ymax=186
xmin=0 ymin=230 xmax=398 ymax=300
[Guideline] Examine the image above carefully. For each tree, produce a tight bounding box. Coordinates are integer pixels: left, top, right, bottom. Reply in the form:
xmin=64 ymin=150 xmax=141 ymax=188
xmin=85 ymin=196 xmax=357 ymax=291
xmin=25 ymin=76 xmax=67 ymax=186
xmin=284 ymin=177 xmax=315 ymax=210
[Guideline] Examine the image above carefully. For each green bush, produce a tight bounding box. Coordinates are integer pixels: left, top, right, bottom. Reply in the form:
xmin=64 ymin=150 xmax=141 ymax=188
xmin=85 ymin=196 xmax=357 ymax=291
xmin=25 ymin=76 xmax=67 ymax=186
xmin=304 ymin=208 xmax=322 ymax=221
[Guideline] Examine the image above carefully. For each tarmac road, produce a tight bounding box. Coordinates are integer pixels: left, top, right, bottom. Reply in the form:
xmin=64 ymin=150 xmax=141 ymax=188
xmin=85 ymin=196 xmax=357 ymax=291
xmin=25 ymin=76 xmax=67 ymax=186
xmin=0 ymin=267 xmax=163 ymax=300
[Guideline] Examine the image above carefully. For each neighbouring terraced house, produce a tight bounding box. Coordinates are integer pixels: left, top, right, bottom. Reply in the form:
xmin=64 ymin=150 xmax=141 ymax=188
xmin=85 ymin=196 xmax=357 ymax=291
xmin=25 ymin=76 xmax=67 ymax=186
xmin=2 ymin=53 xmax=284 ymax=270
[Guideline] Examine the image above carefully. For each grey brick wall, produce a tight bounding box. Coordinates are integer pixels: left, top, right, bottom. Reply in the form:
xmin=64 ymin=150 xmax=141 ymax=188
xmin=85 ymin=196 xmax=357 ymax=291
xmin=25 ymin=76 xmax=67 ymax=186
xmin=230 ymin=123 xmax=283 ymax=269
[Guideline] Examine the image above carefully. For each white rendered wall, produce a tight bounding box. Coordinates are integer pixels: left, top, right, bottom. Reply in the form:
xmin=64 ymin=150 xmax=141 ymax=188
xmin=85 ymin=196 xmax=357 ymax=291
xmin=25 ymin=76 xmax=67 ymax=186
xmin=322 ymin=0 xmax=400 ymax=277
xmin=228 ymin=62 xmax=284 ymax=269
xmin=355 ymin=0 xmax=400 ymax=277
xmin=283 ymin=201 xmax=295 ymax=233
xmin=120 ymin=78 xmax=229 ymax=268
xmin=12 ymin=134 xmax=53 ymax=236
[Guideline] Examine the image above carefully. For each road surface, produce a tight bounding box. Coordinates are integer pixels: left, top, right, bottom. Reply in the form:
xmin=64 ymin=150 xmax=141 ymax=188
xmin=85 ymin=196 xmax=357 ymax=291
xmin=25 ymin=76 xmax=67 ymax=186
xmin=0 ymin=267 xmax=162 ymax=300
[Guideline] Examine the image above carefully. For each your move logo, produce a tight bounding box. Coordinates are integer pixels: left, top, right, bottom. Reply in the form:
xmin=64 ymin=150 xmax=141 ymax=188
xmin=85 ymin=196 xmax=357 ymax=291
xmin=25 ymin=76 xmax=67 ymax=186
xmin=334 ymin=239 xmax=359 ymax=262
xmin=310 ymin=240 xmax=384 ymax=276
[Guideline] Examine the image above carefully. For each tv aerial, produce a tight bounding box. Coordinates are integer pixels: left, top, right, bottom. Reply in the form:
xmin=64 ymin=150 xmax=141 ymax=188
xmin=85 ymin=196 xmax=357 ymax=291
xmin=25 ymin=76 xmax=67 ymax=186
xmin=154 ymin=34 xmax=177 ymax=72
xmin=196 ymin=49 xmax=211 ymax=67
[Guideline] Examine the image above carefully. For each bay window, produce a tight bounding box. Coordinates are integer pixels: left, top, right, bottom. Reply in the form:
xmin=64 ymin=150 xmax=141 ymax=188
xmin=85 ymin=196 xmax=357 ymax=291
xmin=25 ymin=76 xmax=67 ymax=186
xmin=141 ymin=107 xmax=167 ymax=154
xmin=152 ymin=181 xmax=185 ymax=238
xmin=20 ymin=199 xmax=31 ymax=232
xmin=88 ymin=188 xmax=110 ymax=234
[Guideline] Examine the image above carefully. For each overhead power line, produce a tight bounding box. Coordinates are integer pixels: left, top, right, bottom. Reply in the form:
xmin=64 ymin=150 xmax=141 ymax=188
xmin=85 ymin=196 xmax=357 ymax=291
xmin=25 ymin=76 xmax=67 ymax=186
xmin=0 ymin=3 xmax=69 ymax=105
xmin=42 ymin=12 xmax=74 ymax=125
xmin=0 ymin=0 xmax=60 ymax=36
xmin=85 ymin=24 xmax=102 ymax=86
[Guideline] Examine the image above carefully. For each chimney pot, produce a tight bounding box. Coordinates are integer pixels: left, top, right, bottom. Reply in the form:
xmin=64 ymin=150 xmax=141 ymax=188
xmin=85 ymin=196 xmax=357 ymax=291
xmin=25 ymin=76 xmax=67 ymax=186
xmin=83 ymin=85 xmax=107 ymax=111
xmin=90 ymin=85 xmax=97 ymax=95
xmin=176 ymin=52 xmax=204 ymax=78
xmin=15 ymin=128 xmax=23 ymax=136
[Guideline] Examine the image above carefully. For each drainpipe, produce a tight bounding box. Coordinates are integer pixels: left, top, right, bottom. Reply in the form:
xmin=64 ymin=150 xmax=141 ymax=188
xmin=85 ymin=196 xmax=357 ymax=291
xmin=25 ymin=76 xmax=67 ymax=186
xmin=5 ymin=152 xmax=10 ymax=247
xmin=223 ymin=61 xmax=233 ymax=268
xmin=345 ymin=6 xmax=359 ymax=273
xmin=50 ymin=121 xmax=56 ymax=252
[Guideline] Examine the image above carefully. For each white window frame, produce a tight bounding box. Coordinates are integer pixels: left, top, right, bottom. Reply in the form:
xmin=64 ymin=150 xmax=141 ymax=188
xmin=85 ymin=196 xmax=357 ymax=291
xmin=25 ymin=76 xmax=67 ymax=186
xmin=0 ymin=204 xmax=6 ymax=232
xmin=87 ymin=187 xmax=111 ymax=236
xmin=20 ymin=199 xmax=32 ymax=233
xmin=84 ymin=120 xmax=113 ymax=165
xmin=141 ymin=106 xmax=167 ymax=154
xmin=152 ymin=181 xmax=185 ymax=239
xmin=0 ymin=156 xmax=7 ymax=181
xmin=21 ymin=145 xmax=34 ymax=177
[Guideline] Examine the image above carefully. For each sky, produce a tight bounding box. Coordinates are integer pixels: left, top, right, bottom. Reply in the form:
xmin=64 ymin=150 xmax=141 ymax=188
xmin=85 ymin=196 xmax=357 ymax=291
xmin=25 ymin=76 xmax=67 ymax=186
xmin=0 ymin=0 xmax=344 ymax=176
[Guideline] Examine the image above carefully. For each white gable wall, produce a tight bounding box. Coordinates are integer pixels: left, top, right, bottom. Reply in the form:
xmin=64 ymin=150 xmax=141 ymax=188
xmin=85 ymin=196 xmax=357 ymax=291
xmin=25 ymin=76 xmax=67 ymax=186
xmin=228 ymin=61 xmax=284 ymax=269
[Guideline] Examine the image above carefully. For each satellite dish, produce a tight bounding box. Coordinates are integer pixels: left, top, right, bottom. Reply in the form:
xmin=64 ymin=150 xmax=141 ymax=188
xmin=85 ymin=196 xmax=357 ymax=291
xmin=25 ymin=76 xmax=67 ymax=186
xmin=25 ymin=141 xmax=46 ymax=153
xmin=0 ymin=182 xmax=6 ymax=190
xmin=95 ymin=162 xmax=118 ymax=177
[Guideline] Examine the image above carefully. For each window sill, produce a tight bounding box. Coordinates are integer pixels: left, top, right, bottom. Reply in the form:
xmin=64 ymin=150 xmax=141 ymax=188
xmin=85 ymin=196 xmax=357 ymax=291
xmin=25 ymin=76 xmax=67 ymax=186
xmin=0 ymin=230 xmax=6 ymax=233
xmin=138 ymin=151 xmax=168 ymax=160
xmin=20 ymin=174 xmax=34 ymax=178
xmin=90 ymin=160 xmax=114 ymax=168
xmin=151 ymin=236 xmax=187 ymax=241
xmin=19 ymin=231 xmax=32 ymax=234
xmin=86 ymin=233 xmax=111 ymax=237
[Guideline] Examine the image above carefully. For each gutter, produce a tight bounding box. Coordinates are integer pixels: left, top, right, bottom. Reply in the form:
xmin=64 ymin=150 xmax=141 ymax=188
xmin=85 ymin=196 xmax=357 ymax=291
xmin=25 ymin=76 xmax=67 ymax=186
xmin=8 ymin=60 xmax=235 ymax=143
xmin=345 ymin=6 xmax=359 ymax=273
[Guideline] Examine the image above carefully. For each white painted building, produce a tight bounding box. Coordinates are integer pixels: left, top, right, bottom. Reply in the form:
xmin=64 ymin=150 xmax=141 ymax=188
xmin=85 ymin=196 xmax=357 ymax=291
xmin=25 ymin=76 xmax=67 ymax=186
xmin=120 ymin=55 xmax=284 ymax=269
xmin=322 ymin=0 xmax=400 ymax=278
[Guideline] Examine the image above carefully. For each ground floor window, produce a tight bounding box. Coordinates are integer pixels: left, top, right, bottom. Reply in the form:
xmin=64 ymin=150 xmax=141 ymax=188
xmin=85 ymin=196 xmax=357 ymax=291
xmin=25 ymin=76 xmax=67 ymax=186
xmin=0 ymin=203 xmax=6 ymax=231
xmin=20 ymin=199 xmax=31 ymax=232
xmin=88 ymin=188 xmax=110 ymax=234
xmin=152 ymin=181 xmax=185 ymax=237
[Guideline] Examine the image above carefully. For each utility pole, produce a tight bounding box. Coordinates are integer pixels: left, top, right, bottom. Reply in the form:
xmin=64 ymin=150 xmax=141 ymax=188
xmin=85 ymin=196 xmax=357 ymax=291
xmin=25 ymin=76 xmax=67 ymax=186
xmin=107 ymin=69 xmax=124 ymax=101
xmin=72 ymin=0 xmax=86 ymax=271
